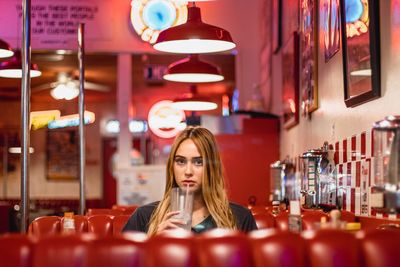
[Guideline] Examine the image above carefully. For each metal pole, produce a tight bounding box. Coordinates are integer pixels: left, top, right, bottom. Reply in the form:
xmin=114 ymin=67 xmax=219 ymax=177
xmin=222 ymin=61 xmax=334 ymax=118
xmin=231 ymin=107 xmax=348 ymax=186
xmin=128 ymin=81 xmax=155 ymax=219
xmin=2 ymin=134 xmax=8 ymax=198
xmin=20 ymin=0 xmax=31 ymax=233
xmin=78 ymin=23 xmax=86 ymax=215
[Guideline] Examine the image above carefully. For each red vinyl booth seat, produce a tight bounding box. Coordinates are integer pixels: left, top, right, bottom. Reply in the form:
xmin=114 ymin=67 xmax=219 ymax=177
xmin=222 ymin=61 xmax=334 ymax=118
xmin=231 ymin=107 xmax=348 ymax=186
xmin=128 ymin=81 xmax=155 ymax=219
xmin=113 ymin=215 xmax=130 ymax=235
xmin=197 ymin=229 xmax=253 ymax=267
xmin=304 ymin=229 xmax=361 ymax=267
xmin=87 ymin=215 xmax=114 ymax=237
xmin=302 ymin=210 xmax=329 ymax=230
xmin=28 ymin=216 xmax=61 ymax=237
xmin=146 ymin=230 xmax=197 ymax=267
xmin=32 ymin=235 xmax=88 ymax=267
xmin=361 ymin=229 xmax=400 ymax=267
xmin=1 ymin=229 xmax=398 ymax=267
xmin=0 ymin=234 xmax=33 ymax=267
xmin=249 ymin=229 xmax=307 ymax=267
xmin=253 ymin=213 xmax=275 ymax=229
xmin=86 ymin=236 xmax=146 ymax=267
xmin=86 ymin=208 xmax=123 ymax=216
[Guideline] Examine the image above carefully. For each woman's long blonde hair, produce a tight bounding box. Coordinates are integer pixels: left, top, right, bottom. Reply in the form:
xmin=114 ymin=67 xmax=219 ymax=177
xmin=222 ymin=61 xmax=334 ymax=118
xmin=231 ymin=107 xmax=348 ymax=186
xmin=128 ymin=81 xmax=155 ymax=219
xmin=147 ymin=126 xmax=236 ymax=235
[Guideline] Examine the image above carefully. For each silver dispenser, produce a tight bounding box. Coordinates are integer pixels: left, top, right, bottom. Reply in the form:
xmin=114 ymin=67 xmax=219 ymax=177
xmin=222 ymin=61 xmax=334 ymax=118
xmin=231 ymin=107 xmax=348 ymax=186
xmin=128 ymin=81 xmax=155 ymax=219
xmin=270 ymin=161 xmax=284 ymax=202
xmin=372 ymin=115 xmax=400 ymax=214
xmin=300 ymin=148 xmax=323 ymax=208
xmin=282 ymin=159 xmax=299 ymax=203
xmin=318 ymin=142 xmax=337 ymax=209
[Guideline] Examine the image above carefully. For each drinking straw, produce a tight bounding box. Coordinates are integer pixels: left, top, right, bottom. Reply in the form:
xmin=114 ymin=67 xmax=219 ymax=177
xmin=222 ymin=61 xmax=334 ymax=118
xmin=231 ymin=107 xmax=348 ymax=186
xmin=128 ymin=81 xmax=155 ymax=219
xmin=185 ymin=183 xmax=190 ymax=210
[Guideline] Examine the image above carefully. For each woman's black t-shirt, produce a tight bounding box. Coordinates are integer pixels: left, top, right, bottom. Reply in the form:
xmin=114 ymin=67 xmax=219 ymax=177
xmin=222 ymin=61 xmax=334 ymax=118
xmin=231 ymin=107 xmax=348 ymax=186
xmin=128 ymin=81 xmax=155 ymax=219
xmin=122 ymin=202 xmax=258 ymax=234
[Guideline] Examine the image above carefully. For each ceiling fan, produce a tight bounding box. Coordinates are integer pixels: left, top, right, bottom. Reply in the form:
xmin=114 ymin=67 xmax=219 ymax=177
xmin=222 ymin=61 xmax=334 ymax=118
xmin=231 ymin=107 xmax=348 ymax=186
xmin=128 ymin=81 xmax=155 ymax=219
xmin=32 ymin=72 xmax=111 ymax=100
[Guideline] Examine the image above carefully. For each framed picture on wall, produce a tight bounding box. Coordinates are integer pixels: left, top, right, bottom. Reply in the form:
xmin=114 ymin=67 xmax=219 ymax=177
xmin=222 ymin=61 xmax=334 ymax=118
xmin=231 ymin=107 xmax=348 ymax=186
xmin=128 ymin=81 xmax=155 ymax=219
xmin=340 ymin=0 xmax=381 ymax=107
xmin=300 ymin=0 xmax=318 ymax=117
xmin=323 ymin=0 xmax=341 ymax=61
xmin=46 ymin=129 xmax=79 ymax=180
xmin=282 ymin=32 xmax=300 ymax=129
xmin=272 ymin=0 xmax=282 ymax=53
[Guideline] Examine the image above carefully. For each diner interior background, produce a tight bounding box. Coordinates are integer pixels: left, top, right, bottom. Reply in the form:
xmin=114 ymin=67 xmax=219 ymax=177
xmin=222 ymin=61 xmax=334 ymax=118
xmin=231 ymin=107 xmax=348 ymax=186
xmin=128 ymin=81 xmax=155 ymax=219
xmin=0 ymin=0 xmax=399 ymax=229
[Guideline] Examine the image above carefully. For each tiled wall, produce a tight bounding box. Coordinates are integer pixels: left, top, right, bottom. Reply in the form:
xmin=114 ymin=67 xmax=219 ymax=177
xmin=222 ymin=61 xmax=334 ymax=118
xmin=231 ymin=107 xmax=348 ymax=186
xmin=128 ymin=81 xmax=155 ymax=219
xmin=333 ymin=130 xmax=399 ymax=219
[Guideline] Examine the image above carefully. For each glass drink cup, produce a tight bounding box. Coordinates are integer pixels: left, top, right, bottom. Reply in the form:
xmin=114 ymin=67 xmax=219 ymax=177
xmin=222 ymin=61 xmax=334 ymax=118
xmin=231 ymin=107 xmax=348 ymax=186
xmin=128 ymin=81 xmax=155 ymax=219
xmin=170 ymin=187 xmax=194 ymax=230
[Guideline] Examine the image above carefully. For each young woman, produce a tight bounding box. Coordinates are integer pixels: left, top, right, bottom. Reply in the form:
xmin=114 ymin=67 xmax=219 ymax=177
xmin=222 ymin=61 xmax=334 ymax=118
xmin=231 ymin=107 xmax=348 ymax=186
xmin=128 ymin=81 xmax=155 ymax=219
xmin=122 ymin=126 xmax=257 ymax=235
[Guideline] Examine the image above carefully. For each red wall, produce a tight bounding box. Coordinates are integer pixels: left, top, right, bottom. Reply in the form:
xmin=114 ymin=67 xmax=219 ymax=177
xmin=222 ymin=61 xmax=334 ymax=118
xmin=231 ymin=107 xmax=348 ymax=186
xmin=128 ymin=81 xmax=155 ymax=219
xmin=216 ymin=118 xmax=279 ymax=206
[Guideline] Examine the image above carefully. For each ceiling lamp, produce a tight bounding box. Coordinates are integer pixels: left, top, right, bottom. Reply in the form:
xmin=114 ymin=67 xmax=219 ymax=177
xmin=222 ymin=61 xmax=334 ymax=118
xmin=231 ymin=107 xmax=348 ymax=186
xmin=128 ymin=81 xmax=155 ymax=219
xmin=0 ymin=50 xmax=41 ymax=78
xmin=164 ymin=54 xmax=224 ymax=83
xmin=172 ymin=84 xmax=218 ymax=111
xmin=0 ymin=39 xmax=14 ymax=58
xmin=50 ymin=81 xmax=79 ymax=100
xmin=153 ymin=3 xmax=236 ymax=54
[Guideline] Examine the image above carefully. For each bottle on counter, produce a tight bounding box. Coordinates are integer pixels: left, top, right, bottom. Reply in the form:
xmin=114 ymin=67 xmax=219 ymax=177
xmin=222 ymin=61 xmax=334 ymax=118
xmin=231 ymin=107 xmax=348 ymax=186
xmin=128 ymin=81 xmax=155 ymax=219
xmin=272 ymin=201 xmax=281 ymax=216
xmin=63 ymin=212 xmax=75 ymax=234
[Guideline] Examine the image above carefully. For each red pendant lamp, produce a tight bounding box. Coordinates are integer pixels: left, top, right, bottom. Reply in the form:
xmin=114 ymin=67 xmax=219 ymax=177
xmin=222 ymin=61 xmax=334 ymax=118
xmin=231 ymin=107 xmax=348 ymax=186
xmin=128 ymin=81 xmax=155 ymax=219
xmin=0 ymin=39 xmax=14 ymax=58
xmin=0 ymin=50 xmax=41 ymax=78
xmin=164 ymin=54 xmax=224 ymax=83
xmin=154 ymin=2 xmax=236 ymax=54
xmin=172 ymin=84 xmax=218 ymax=111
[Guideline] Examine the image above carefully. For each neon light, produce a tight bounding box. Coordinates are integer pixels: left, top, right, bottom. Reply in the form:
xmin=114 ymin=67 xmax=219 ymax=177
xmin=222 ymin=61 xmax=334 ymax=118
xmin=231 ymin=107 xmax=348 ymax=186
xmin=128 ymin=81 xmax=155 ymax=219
xmin=48 ymin=111 xmax=95 ymax=129
xmin=105 ymin=119 xmax=148 ymax=134
xmin=30 ymin=110 xmax=61 ymax=130
xmin=148 ymin=100 xmax=186 ymax=138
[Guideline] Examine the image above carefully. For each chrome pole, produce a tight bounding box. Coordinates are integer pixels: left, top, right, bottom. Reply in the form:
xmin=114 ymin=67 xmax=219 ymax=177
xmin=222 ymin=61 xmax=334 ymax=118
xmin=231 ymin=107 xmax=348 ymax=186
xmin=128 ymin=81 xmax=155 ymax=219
xmin=78 ymin=23 xmax=86 ymax=215
xmin=20 ymin=0 xmax=31 ymax=233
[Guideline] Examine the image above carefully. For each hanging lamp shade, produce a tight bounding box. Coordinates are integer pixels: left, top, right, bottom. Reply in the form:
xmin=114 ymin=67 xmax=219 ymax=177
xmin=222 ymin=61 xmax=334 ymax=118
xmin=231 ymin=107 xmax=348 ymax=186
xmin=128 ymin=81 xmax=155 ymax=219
xmin=172 ymin=84 xmax=218 ymax=111
xmin=0 ymin=50 xmax=41 ymax=78
xmin=164 ymin=54 xmax=224 ymax=83
xmin=154 ymin=5 xmax=236 ymax=54
xmin=0 ymin=39 xmax=14 ymax=58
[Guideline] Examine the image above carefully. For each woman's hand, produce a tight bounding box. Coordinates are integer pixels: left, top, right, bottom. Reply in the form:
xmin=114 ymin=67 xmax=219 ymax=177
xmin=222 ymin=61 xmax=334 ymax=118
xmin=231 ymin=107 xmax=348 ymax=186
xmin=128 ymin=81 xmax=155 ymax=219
xmin=156 ymin=211 xmax=186 ymax=234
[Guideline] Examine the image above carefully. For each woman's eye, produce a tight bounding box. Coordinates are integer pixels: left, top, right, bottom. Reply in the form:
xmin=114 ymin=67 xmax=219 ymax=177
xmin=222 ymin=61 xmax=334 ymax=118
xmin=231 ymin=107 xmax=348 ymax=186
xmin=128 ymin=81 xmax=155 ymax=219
xmin=175 ymin=158 xmax=186 ymax=165
xmin=193 ymin=159 xmax=203 ymax=166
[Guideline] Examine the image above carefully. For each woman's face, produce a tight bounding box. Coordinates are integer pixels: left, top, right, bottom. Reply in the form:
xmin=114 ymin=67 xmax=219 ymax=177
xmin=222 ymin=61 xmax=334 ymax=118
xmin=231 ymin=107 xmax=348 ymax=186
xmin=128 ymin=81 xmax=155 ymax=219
xmin=173 ymin=139 xmax=204 ymax=193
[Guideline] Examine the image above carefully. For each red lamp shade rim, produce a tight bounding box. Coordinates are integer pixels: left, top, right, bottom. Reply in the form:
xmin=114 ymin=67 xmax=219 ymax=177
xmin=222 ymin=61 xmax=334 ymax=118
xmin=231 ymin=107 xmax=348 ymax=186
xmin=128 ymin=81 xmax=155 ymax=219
xmin=167 ymin=55 xmax=222 ymax=76
xmin=172 ymin=97 xmax=218 ymax=111
xmin=0 ymin=39 xmax=14 ymax=58
xmin=154 ymin=6 xmax=236 ymax=53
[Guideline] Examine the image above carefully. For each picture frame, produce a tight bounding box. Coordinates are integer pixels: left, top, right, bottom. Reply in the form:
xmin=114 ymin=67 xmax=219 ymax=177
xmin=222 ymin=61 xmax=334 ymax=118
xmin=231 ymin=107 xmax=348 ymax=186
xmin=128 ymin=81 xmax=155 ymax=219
xmin=282 ymin=32 xmax=300 ymax=129
xmin=340 ymin=0 xmax=381 ymax=107
xmin=46 ymin=129 xmax=79 ymax=180
xmin=323 ymin=0 xmax=341 ymax=61
xmin=300 ymin=0 xmax=318 ymax=116
xmin=272 ymin=0 xmax=282 ymax=53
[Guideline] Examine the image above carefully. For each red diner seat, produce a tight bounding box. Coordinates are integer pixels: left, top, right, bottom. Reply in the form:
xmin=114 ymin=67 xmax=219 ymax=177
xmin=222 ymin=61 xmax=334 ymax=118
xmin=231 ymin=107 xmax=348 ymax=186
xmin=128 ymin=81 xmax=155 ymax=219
xmin=60 ymin=214 xmax=88 ymax=233
xmin=28 ymin=216 xmax=61 ymax=236
xmin=302 ymin=210 xmax=329 ymax=230
xmin=249 ymin=229 xmax=306 ymax=267
xmin=87 ymin=215 xmax=114 ymax=237
xmin=361 ymin=229 xmax=400 ymax=267
xmin=145 ymin=229 xmax=197 ymax=267
xmin=0 ymin=234 xmax=33 ymax=267
xmin=197 ymin=229 xmax=253 ymax=267
xmin=249 ymin=205 xmax=268 ymax=215
xmin=304 ymin=229 xmax=361 ymax=267
xmin=85 ymin=236 xmax=146 ymax=267
xmin=33 ymin=235 xmax=88 ymax=267
xmin=112 ymin=205 xmax=138 ymax=216
xmin=86 ymin=208 xmax=123 ymax=216
xmin=253 ymin=212 xmax=275 ymax=229
xmin=339 ymin=210 xmax=356 ymax=222
xmin=113 ymin=215 xmax=130 ymax=235
xmin=275 ymin=211 xmax=289 ymax=231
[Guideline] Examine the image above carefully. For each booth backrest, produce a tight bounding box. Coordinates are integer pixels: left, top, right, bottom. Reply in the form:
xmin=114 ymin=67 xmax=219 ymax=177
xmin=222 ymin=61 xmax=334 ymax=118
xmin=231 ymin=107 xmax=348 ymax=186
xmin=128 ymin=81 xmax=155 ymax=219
xmin=87 ymin=215 xmax=114 ymax=237
xmin=305 ymin=229 xmax=361 ymax=267
xmin=249 ymin=230 xmax=306 ymax=267
xmin=86 ymin=208 xmax=123 ymax=216
xmin=253 ymin=213 xmax=275 ymax=229
xmin=32 ymin=235 xmax=87 ymax=267
xmin=197 ymin=229 xmax=253 ymax=267
xmin=302 ymin=210 xmax=329 ymax=230
xmin=29 ymin=214 xmax=128 ymax=237
xmin=112 ymin=205 xmax=138 ymax=216
xmin=146 ymin=230 xmax=197 ymax=267
xmin=86 ymin=236 xmax=145 ymax=267
xmin=1 ymin=229 xmax=398 ymax=267
xmin=0 ymin=234 xmax=33 ymax=267
xmin=28 ymin=216 xmax=61 ymax=237
xmin=362 ymin=230 xmax=400 ymax=267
